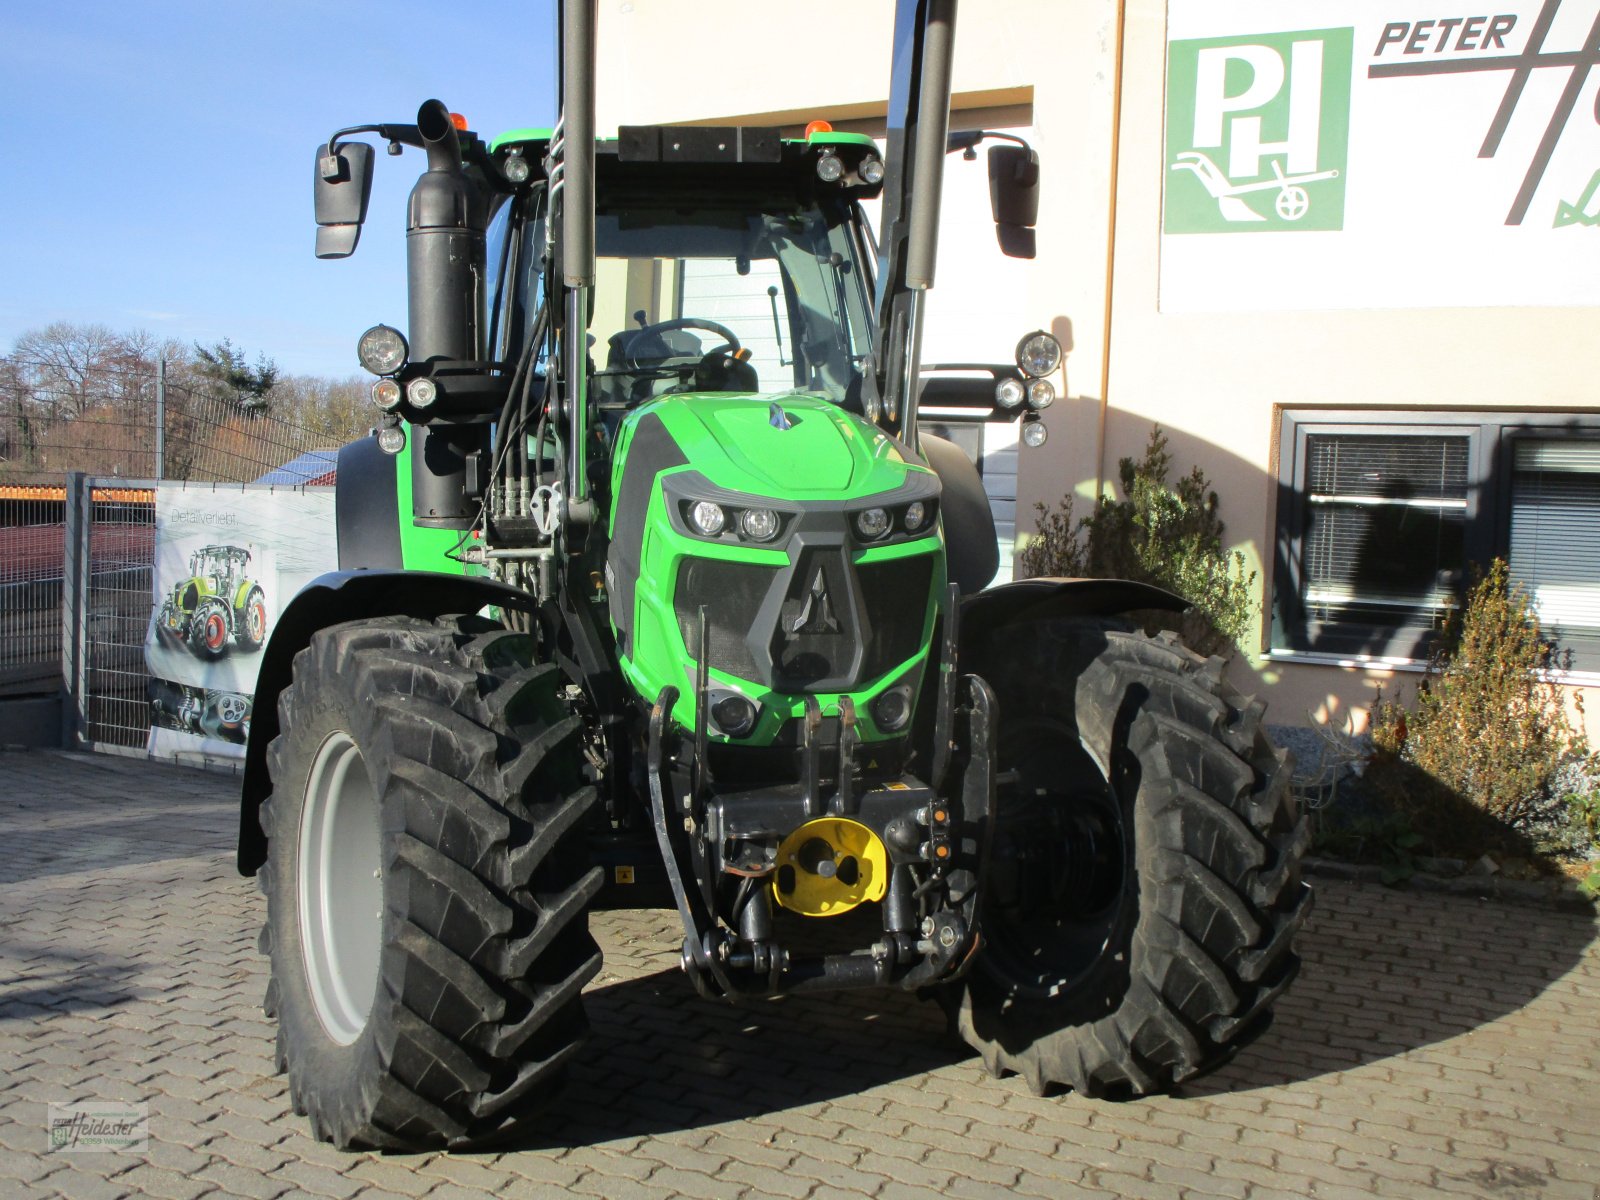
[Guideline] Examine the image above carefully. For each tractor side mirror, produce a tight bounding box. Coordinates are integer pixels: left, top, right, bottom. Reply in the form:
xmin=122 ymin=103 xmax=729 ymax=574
xmin=988 ymin=145 xmax=1040 ymax=259
xmin=313 ymin=141 xmax=375 ymax=259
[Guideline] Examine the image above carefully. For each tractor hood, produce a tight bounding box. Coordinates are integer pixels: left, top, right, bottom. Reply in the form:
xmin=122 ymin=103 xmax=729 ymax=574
xmin=626 ymin=392 xmax=921 ymax=500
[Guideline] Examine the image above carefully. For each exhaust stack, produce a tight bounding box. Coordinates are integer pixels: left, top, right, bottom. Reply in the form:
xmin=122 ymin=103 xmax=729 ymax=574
xmin=406 ymin=99 xmax=488 ymax=528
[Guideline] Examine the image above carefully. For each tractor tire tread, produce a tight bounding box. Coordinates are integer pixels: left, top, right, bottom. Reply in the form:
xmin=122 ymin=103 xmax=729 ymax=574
xmin=257 ymin=614 xmax=598 ymax=1150
xmin=950 ymin=619 xmax=1308 ymax=1098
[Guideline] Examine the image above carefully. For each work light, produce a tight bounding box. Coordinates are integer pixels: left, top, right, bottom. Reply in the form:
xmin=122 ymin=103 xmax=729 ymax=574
xmin=1015 ymin=331 xmax=1062 ymax=378
xmin=995 ymin=377 xmax=1025 ymax=409
xmin=407 ymin=378 xmax=438 ymax=409
xmin=358 ymin=325 xmax=408 ymax=376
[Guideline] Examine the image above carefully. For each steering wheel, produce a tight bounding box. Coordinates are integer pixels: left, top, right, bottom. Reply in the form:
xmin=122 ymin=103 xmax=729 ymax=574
xmin=621 ymin=318 xmax=741 ymax=369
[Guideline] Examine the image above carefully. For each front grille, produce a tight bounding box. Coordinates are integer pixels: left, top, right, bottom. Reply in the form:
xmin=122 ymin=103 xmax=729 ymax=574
xmin=859 ymin=555 xmax=934 ymax=677
xmin=772 ymin=550 xmax=854 ymax=689
xmin=674 ymin=548 xmax=935 ymax=692
xmin=675 ymin=558 xmax=779 ymax=681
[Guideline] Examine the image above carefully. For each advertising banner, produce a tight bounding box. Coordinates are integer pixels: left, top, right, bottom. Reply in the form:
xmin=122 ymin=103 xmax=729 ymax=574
xmin=1161 ymin=0 xmax=1600 ymax=310
xmin=144 ymin=484 xmax=335 ymax=759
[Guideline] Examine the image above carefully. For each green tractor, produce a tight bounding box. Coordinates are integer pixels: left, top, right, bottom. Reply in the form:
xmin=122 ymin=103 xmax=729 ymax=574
xmin=156 ymin=544 xmax=268 ymax=660
xmin=236 ymin=0 xmax=1308 ymax=1150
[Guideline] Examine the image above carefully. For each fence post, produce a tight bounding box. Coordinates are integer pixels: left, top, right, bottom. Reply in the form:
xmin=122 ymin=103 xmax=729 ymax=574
xmin=155 ymin=358 xmax=166 ymax=481
xmin=60 ymin=472 xmax=91 ymax=749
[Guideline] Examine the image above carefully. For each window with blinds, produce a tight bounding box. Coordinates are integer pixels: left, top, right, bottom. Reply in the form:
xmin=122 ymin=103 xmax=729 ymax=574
xmin=1508 ymin=439 xmax=1600 ymax=649
xmin=1276 ymin=412 xmax=1600 ymax=668
xmin=1302 ymin=433 xmax=1468 ymax=630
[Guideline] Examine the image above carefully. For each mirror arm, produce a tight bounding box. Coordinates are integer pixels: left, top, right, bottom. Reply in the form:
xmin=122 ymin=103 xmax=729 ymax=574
xmin=946 ymin=129 xmax=1031 ymax=158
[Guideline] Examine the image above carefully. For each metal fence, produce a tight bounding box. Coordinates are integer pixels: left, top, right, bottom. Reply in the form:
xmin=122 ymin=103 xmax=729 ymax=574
xmin=0 ymin=487 xmax=68 ymax=704
xmin=1 ymin=472 xmax=337 ymax=757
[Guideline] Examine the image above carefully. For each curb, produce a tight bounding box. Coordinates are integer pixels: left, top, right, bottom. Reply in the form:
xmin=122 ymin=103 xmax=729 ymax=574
xmin=1305 ymin=856 xmax=1599 ymax=915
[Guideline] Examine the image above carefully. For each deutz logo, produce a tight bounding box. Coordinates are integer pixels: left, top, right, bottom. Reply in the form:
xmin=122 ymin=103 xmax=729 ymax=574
xmin=787 ymin=566 xmax=839 ymax=636
xmin=1165 ymin=27 xmax=1354 ymax=232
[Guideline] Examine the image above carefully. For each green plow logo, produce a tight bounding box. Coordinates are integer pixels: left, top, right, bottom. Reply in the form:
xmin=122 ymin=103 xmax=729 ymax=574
xmin=1556 ymin=169 xmax=1600 ymax=228
xmin=1165 ymin=28 xmax=1354 ymax=233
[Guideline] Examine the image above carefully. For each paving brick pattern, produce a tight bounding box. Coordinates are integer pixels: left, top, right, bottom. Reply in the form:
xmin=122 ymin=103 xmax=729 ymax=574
xmin=1 ymin=748 xmax=1597 ymax=1199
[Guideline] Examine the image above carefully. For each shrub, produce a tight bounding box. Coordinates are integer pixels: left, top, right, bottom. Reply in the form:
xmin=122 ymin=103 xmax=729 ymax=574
xmin=1366 ymin=559 xmax=1593 ymax=852
xmin=1017 ymin=424 xmax=1257 ymax=658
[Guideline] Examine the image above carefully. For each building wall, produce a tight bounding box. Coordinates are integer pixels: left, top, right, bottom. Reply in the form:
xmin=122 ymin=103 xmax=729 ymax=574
xmin=593 ymin=0 xmax=1600 ymax=735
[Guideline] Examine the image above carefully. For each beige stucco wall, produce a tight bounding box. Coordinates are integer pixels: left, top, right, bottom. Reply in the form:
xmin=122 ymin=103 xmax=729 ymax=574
xmin=592 ymin=0 xmax=1600 ymax=737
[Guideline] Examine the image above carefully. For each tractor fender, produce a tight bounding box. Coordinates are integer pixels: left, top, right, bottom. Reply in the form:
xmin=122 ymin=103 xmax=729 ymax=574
xmin=921 ymin=432 xmax=999 ymax=595
xmin=235 ymin=569 xmax=536 ymax=876
xmin=334 ymin=434 xmax=404 ymax=569
xmin=959 ymin=576 xmax=1189 ymax=636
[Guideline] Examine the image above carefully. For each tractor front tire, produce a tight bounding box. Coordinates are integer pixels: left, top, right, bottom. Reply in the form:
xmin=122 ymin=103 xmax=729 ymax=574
xmin=190 ymin=598 xmax=231 ymax=660
xmin=257 ymin=615 xmax=603 ymax=1149
xmin=949 ymin=620 xmax=1311 ymax=1097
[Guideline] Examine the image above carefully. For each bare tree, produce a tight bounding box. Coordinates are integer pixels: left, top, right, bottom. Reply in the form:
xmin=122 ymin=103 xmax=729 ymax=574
xmin=12 ymin=322 xmax=125 ymax=418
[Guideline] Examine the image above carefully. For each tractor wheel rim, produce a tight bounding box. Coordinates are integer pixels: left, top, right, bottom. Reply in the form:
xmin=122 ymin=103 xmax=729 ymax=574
xmin=982 ymin=720 xmax=1131 ymax=1000
xmin=206 ymin=613 xmax=227 ymax=649
xmin=298 ymin=731 xmax=382 ymax=1046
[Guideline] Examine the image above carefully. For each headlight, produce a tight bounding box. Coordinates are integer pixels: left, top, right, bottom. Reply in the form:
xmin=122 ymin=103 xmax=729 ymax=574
xmin=376 ymin=423 xmax=407 ymax=455
xmin=1022 ymin=417 xmax=1048 ymax=448
xmin=854 ymin=507 xmax=891 ymax=540
xmin=1015 ymin=331 xmax=1062 ymax=378
xmin=358 ymin=325 xmax=408 ymax=376
xmin=689 ymin=501 xmax=726 ymax=537
xmin=406 ymin=377 xmax=438 ymax=409
xmin=712 ymin=693 xmax=758 ymax=738
xmin=740 ymin=508 xmax=781 ymax=542
xmin=873 ymin=686 xmax=913 ymax=732
xmin=995 ymin=377 xmax=1026 ymax=409
xmin=903 ymin=501 xmax=928 ymax=532
xmin=1027 ymin=378 xmax=1056 ymax=410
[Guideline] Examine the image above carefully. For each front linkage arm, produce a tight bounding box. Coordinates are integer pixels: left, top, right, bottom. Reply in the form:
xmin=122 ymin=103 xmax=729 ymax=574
xmin=644 ymin=659 xmax=997 ymax=1002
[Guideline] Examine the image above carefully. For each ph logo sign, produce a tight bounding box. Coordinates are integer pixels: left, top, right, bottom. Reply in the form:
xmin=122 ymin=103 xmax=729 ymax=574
xmin=1165 ymin=28 xmax=1354 ymax=233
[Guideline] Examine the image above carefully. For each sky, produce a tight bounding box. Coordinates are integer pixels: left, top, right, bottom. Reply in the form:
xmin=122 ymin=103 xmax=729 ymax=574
xmin=1 ymin=1 xmax=560 ymax=379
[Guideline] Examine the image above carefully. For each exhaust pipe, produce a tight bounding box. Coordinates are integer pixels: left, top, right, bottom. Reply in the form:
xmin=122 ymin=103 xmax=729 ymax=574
xmin=406 ymin=99 xmax=487 ymax=528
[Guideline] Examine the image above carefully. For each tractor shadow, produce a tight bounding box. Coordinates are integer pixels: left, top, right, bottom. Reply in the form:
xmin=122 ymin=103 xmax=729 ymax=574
xmin=537 ymin=963 xmax=962 ymax=1144
xmin=1179 ymin=875 xmax=1599 ymax=1101
xmin=496 ymin=877 xmax=1598 ymax=1147
xmin=0 ymin=944 xmax=144 ymax=1019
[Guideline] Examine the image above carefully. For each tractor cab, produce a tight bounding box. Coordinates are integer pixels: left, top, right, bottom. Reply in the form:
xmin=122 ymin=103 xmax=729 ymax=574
xmin=485 ymin=129 xmax=886 ymax=427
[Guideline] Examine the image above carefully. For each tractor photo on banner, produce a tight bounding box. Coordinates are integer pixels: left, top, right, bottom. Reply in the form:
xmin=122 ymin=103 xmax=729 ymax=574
xmin=145 ymin=484 xmax=335 ymax=759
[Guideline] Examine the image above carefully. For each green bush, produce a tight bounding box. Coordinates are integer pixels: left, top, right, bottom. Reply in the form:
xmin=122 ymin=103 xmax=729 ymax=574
xmin=1017 ymin=424 xmax=1257 ymax=658
xmin=1367 ymin=559 xmax=1594 ymax=852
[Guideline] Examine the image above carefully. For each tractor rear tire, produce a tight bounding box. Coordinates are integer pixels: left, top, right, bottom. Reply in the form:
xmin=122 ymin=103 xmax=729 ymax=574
xmin=256 ymin=614 xmax=603 ymax=1149
xmin=948 ymin=620 xmax=1310 ymax=1097
xmin=238 ymin=586 xmax=268 ymax=651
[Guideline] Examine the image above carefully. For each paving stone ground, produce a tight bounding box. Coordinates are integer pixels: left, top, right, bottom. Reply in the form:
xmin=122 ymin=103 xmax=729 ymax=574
xmin=1 ymin=748 xmax=1597 ymax=1200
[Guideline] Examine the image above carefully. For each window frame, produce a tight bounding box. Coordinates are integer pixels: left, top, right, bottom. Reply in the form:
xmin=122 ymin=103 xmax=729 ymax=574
xmin=1273 ymin=407 xmax=1600 ymax=669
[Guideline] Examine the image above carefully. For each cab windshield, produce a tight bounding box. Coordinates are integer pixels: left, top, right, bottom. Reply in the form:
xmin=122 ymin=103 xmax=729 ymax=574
xmin=492 ymin=188 xmax=877 ymax=411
